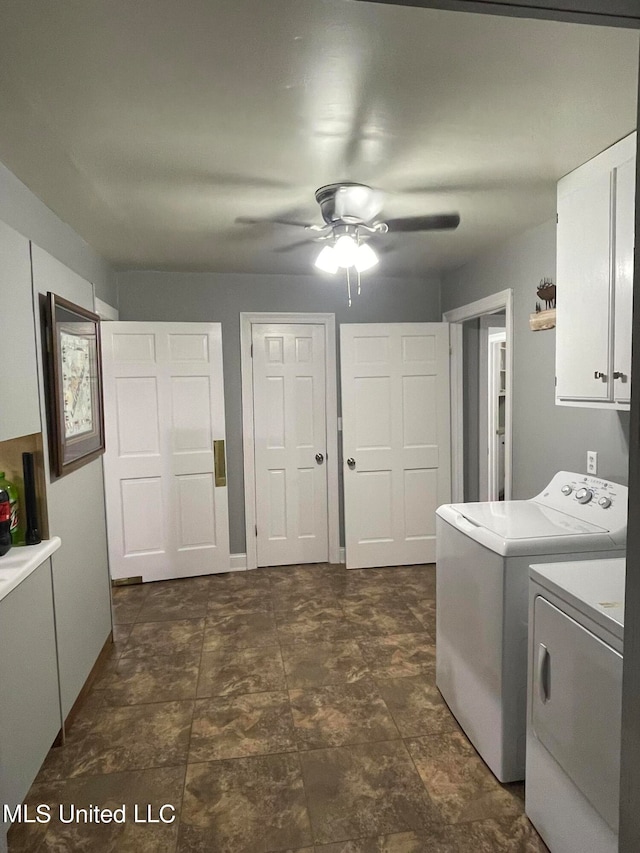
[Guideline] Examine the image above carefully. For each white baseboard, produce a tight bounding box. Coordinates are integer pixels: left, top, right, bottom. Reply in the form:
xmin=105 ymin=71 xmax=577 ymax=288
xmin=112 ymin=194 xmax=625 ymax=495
xmin=339 ymin=547 xmax=346 ymax=564
xmin=229 ymin=553 xmax=247 ymax=571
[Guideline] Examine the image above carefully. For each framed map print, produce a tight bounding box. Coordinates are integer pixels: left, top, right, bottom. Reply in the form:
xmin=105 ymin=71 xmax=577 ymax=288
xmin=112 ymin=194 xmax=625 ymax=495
xmin=45 ymin=292 xmax=105 ymax=478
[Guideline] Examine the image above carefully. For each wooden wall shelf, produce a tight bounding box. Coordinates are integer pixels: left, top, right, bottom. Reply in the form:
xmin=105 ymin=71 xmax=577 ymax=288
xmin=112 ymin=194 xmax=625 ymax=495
xmin=529 ymin=308 xmax=556 ymax=331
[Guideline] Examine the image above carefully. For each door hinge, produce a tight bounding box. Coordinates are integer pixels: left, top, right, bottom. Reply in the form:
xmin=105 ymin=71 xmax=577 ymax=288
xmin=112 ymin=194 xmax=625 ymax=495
xmin=255 ymin=524 xmax=258 ymax=536
xmin=556 ymin=213 xmax=559 ymax=224
xmin=250 ymin=343 xmax=253 ymax=358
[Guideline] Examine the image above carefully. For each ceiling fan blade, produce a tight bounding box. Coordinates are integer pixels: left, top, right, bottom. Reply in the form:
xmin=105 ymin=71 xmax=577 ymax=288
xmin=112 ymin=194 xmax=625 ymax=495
xmin=274 ymin=239 xmax=316 ymax=253
xmin=235 ymin=216 xmax=312 ymax=228
xmin=385 ymin=213 xmax=460 ymax=233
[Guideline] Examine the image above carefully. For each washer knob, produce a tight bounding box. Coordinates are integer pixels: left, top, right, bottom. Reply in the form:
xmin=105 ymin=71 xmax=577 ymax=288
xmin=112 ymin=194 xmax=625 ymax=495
xmin=575 ymin=487 xmax=593 ymax=504
xmin=598 ymin=497 xmax=612 ymax=508
xmin=561 ymin=485 xmax=573 ymax=495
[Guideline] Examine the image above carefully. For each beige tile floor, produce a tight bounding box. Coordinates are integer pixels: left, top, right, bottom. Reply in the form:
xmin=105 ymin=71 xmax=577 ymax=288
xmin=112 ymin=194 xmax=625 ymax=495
xmin=8 ymin=563 xmax=549 ymax=852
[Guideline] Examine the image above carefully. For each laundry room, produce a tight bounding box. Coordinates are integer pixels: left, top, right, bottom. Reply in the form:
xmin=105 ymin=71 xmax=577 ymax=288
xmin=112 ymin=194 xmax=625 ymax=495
xmin=0 ymin=2 xmax=639 ymax=853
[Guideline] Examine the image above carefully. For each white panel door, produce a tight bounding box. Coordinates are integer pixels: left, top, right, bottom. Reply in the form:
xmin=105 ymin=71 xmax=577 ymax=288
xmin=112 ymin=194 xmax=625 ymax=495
xmin=252 ymin=324 xmax=328 ymax=566
xmin=341 ymin=323 xmax=451 ymax=569
xmin=101 ymin=322 xmax=230 ymax=581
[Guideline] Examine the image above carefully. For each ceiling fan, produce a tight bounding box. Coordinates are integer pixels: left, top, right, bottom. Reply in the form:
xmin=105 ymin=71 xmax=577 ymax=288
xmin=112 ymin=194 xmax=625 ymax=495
xmin=236 ymin=183 xmax=460 ymax=305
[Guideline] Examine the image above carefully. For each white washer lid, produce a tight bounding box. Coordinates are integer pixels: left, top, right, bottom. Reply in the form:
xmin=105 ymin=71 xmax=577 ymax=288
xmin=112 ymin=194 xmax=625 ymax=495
xmin=457 ymin=501 xmax=609 ymax=539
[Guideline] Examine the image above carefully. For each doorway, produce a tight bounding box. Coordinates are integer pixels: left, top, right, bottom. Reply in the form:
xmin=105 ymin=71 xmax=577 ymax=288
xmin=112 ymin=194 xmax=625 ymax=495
xmin=240 ymin=313 xmax=340 ymax=570
xmin=444 ymin=289 xmax=513 ymax=503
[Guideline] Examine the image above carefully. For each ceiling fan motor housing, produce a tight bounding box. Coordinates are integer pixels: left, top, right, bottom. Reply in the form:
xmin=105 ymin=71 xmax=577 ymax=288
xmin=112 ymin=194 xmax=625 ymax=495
xmin=315 ymin=183 xmax=381 ymax=225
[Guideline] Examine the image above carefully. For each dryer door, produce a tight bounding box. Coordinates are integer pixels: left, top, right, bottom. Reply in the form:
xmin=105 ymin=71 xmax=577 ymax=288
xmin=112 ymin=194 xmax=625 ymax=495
xmin=532 ymin=595 xmax=622 ymax=832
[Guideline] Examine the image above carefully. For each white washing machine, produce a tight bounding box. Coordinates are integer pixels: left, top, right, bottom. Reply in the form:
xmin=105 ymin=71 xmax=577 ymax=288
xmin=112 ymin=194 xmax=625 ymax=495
xmin=435 ymin=471 xmax=627 ymax=783
xmin=526 ymin=558 xmax=624 ymax=853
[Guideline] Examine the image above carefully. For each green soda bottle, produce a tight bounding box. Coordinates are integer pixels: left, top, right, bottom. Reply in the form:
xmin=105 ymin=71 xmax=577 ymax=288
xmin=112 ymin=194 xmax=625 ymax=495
xmin=0 ymin=472 xmax=21 ymax=545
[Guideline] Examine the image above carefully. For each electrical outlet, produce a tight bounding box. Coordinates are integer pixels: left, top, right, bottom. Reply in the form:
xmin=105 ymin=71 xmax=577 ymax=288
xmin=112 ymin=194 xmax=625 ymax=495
xmin=587 ymin=451 xmax=598 ymax=475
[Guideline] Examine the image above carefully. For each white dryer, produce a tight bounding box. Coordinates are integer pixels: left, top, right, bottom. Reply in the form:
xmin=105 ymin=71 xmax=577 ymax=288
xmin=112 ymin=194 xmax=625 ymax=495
xmin=526 ymin=558 xmax=624 ymax=853
xmin=435 ymin=472 xmax=627 ymax=782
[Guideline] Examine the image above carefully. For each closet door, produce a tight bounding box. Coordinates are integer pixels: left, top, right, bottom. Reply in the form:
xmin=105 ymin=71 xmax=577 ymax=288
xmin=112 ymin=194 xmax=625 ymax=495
xmin=102 ymin=322 xmax=230 ymax=581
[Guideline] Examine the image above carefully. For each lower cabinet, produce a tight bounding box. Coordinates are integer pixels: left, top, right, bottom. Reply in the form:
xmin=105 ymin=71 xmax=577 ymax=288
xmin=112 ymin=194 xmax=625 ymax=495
xmin=0 ymin=559 xmax=62 ymax=843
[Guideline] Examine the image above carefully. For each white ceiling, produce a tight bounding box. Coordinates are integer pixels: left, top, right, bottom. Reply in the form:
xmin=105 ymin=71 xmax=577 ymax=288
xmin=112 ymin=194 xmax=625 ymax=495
xmin=0 ymin=0 xmax=637 ymax=276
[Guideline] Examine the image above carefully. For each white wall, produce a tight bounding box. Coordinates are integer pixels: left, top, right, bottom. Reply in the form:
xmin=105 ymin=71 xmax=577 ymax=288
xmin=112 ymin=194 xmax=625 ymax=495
xmin=442 ymin=218 xmax=629 ymax=496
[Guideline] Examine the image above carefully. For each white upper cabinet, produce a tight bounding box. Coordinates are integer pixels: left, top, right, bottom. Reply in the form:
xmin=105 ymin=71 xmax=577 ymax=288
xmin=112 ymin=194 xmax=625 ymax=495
xmin=0 ymin=220 xmax=41 ymax=441
xmin=556 ymin=132 xmax=636 ymax=409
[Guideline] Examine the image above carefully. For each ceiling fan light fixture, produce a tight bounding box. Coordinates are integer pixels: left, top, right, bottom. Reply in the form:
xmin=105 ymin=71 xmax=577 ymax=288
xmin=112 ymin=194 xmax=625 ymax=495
xmin=314 ymin=244 xmax=339 ymax=274
xmin=354 ymin=242 xmax=379 ymax=272
xmin=333 ymin=234 xmax=360 ymax=268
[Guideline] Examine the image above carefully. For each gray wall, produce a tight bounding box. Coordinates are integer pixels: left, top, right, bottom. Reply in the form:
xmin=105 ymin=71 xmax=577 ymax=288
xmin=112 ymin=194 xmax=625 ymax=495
xmin=118 ymin=270 xmax=442 ymax=554
xmin=0 ymin=160 xmax=117 ymax=306
xmin=442 ymin=218 xmax=630 ymax=498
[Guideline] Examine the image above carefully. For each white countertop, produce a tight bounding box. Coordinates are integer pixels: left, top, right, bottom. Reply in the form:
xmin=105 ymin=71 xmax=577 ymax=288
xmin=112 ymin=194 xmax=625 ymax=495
xmin=530 ymin=557 xmax=625 ymax=644
xmin=0 ymin=538 xmax=62 ymax=602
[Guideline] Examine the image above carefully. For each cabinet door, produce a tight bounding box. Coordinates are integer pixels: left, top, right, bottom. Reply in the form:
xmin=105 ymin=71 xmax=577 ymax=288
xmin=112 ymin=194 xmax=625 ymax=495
xmin=0 ymin=221 xmax=41 ymax=440
xmin=0 ymin=560 xmax=62 ymax=817
xmin=556 ymin=171 xmax=612 ymax=402
xmin=613 ymin=154 xmax=635 ymax=404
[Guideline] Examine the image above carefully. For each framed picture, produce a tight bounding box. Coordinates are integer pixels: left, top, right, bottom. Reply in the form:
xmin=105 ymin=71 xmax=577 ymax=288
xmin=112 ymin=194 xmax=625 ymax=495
xmin=45 ymin=292 xmax=105 ymax=478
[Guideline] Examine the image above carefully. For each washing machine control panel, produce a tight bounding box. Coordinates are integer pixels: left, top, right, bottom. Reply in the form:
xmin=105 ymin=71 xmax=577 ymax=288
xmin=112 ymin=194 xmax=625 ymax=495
xmin=535 ymin=472 xmax=628 ymax=539
xmin=558 ymin=476 xmax=618 ymax=509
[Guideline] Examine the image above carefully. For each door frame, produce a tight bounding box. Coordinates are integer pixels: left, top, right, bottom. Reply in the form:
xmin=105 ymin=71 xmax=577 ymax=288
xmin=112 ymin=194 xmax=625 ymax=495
xmin=240 ymin=312 xmax=340 ymax=570
xmin=443 ymin=288 xmax=514 ymax=502
xmin=487 ymin=328 xmax=507 ymax=500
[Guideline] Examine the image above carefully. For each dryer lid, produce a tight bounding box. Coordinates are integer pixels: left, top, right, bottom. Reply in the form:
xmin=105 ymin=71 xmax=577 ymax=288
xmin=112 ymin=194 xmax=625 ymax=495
xmin=456 ymin=500 xmax=609 ymax=540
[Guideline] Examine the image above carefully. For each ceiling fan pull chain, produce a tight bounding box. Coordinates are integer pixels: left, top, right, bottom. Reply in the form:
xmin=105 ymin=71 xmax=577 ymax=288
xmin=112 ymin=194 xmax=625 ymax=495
xmin=357 ymin=267 xmax=361 ymax=295
xmin=347 ymin=267 xmax=352 ymax=307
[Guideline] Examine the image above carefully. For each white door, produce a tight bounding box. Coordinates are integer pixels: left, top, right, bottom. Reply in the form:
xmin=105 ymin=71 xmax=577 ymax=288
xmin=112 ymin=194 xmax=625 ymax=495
xmin=101 ymin=322 xmax=230 ymax=582
xmin=252 ymin=323 xmax=328 ymax=566
xmin=341 ymin=323 xmax=451 ymax=569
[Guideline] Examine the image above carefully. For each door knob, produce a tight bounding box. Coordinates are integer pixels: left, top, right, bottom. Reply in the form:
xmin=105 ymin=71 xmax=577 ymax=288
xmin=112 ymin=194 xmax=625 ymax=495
xmin=347 ymin=458 xmax=356 ymax=469
xmin=315 ymin=453 xmax=324 ymax=464
xmin=594 ymin=371 xmax=607 ymax=381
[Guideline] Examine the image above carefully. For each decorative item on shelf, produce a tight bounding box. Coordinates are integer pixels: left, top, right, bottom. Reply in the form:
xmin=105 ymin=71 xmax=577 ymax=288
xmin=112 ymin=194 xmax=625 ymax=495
xmin=529 ymin=278 xmax=557 ymax=331
xmin=44 ymin=293 xmax=105 ymax=478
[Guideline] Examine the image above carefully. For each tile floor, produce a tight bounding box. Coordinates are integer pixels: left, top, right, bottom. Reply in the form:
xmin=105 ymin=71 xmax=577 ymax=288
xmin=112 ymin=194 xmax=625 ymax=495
xmin=8 ymin=563 xmax=549 ymax=852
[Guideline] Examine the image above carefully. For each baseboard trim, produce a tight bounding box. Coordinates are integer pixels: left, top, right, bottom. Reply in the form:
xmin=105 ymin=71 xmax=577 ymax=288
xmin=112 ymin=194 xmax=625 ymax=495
xmin=230 ymin=553 xmax=247 ymax=571
xmin=339 ymin=547 xmax=346 ymax=564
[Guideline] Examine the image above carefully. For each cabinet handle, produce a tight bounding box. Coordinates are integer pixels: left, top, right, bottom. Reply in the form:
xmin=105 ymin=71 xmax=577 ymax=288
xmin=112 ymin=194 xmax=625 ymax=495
xmin=213 ymin=440 xmax=226 ymax=487
xmin=594 ymin=371 xmax=607 ymax=381
xmin=613 ymin=371 xmax=627 ymax=382
xmin=537 ymin=643 xmax=550 ymax=704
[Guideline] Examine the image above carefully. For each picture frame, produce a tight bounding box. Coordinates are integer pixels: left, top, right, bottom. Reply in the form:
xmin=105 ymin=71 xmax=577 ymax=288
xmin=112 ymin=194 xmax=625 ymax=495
xmin=45 ymin=292 xmax=105 ymax=478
